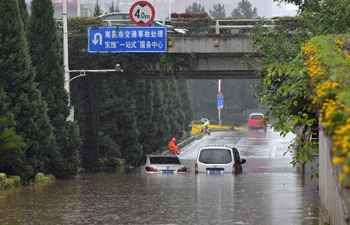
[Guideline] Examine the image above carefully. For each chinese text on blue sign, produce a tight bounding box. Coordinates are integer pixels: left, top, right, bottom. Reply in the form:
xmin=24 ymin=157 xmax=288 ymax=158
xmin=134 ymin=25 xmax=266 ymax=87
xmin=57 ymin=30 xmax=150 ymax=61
xmin=217 ymin=94 xmax=224 ymax=109
xmin=88 ymin=27 xmax=167 ymax=53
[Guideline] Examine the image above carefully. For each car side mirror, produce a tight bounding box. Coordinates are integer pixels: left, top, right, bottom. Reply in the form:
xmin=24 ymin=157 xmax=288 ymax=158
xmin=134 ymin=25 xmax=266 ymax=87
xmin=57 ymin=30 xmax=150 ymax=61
xmin=241 ymin=159 xmax=246 ymax=164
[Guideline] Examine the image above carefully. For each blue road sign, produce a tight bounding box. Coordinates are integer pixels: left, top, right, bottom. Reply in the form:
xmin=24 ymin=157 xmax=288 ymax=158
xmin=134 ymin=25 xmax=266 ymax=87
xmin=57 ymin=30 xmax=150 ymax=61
xmin=217 ymin=94 xmax=224 ymax=109
xmin=88 ymin=26 xmax=167 ymax=53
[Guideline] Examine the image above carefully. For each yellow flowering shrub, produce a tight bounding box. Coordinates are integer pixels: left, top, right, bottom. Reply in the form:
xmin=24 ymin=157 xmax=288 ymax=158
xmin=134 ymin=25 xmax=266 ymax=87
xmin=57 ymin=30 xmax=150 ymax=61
xmin=302 ymin=34 xmax=350 ymax=185
xmin=190 ymin=124 xmax=231 ymax=136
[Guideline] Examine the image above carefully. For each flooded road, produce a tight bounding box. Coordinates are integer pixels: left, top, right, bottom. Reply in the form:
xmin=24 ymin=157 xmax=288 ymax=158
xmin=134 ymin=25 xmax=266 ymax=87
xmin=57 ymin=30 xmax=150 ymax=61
xmin=0 ymin=130 xmax=321 ymax=225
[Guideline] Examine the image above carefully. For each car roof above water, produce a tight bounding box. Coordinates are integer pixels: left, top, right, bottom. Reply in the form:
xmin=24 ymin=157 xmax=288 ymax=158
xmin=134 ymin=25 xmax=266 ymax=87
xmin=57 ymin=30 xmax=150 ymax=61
xmin=148 ymin=154 xmax=182 ymax=164
xmin=199 ymin=145 xmax=233 ymax=150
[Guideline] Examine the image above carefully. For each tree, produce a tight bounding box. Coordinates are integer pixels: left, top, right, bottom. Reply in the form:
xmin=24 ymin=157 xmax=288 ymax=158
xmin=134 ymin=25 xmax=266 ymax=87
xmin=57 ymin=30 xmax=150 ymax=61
xmin=150 ymin=80 xmax=169 ymax=152
xmin=0 ymin=87 xmax=26 ymax=176
xmin=100 ymin=78 xmax=142 ymax=165
xmin=185 ymin=2 xmax=206 ymax=14
xmin=0 ymin=117 xmax=27 ymax=177
xmin=17 ymin=0 xmax=28 ymax=31
xmin=27 ymin=0 xmax=81 ymax=179
xmin=209 ymin=3 xmax=226 ymax=19
xmin=65 ymin=18 xmax=198 ymax=169
xmin=247 ymin=0 xmax=350 ymax=168
xmin=274 ymin=0 xmax=310 ymax=11
xmin=230 ymin=0 xmax=258 ymax=18
xmin=178 ymin=80 xmax=193 ymax=135
xmin=297 ymin=0 xmax=350 ymax=36
xmin=247 ymin=15 xmax=315 ymax=166
xmin=129 ymin=79 xmax=157 ymax=156
xmin=163 ymin=80 xmax=182 ymax=140
xmin=109 ymin=1 xmax=120 ymax=13
xmin=189 ymin=79 xmax=259 ymax=126
xmin=93 ymin=0 xmax=102 ymax=17
xmin=0 ymin=0 xmax=53 ymax=185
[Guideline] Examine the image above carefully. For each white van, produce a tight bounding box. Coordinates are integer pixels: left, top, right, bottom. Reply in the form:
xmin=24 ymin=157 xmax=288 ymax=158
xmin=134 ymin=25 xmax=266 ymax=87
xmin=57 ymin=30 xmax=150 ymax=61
xmin=195 ymin=145 xmax=246 ymax=174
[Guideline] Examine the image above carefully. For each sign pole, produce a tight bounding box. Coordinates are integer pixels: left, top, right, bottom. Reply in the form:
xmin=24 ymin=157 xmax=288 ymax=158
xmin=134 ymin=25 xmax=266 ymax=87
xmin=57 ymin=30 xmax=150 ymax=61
xmin=218 ymin=79 xmax=222 ymax=125
xmin=63 ymin=0 xmax=74 ymax=121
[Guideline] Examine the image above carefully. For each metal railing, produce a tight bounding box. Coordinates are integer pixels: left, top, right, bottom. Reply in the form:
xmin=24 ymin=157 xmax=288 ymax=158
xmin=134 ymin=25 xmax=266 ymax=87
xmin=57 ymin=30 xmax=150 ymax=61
xmin=158 ymin=19 xmax=274 ymax=35
xmin=57 ymin=18 xmax=275 ymax=35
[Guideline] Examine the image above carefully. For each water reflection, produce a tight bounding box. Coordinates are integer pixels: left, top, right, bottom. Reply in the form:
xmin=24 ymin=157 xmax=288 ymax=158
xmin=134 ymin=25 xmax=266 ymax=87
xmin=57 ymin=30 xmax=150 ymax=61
xmin=195 ymin=173 xmax=235 ymax=224
xmin=0 ymin=171 xmax=319 ymax=225
xmin=247 ymin=130 xmax=267 ymax=139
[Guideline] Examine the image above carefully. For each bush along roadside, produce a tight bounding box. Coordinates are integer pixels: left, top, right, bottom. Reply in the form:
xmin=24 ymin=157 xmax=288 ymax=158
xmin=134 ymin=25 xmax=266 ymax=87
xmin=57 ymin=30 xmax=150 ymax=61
xmin=0 ymin=173 xmax=21 ymax=190
xmin=0 ymin=172 xmax=55 ymax=191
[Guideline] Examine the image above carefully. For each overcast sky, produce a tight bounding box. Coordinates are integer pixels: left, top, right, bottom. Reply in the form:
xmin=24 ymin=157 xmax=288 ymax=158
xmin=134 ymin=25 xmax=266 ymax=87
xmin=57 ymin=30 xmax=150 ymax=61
xmin=25 ymin=0 xmax=299 ymax=19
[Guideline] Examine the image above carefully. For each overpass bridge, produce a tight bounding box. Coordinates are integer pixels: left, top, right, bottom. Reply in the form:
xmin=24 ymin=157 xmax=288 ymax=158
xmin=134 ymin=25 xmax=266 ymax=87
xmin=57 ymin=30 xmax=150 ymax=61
xmin=165 ymin=34 xmax=259 ymax=79
xmin=65 ymin=19 xmax=272 ymax=79
xmin=125 ymin=19 xmax=269 ymax=79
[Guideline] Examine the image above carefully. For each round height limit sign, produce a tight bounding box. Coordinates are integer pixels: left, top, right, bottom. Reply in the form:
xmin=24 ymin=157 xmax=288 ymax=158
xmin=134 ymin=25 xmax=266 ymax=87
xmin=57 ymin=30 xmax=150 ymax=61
xmin=129 ymin=1 xmax=155 ymax=26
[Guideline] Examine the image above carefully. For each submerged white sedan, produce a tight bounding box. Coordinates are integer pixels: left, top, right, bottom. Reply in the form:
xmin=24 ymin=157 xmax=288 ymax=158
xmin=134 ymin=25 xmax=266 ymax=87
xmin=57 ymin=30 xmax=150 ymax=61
xmin=133 ymin=154 xmax=187 ymax=174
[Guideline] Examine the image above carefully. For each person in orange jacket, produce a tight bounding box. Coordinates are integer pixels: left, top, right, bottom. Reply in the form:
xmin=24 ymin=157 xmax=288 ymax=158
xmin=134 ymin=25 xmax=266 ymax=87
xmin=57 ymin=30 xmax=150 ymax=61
xmin=168 ymin=137 xmax=180 ymax=155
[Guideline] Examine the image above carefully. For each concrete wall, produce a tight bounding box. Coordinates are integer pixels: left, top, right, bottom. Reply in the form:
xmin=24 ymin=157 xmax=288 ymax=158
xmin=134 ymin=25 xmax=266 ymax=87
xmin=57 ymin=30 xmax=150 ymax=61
xmin=319 ymin=128 xmax=350 ymax=225
xmin=168 ymin=36 xmax=254 ymax=54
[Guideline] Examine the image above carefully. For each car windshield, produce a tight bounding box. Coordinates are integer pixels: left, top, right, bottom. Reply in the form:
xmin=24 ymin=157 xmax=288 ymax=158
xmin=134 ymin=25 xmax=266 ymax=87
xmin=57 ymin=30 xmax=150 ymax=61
xmin=199 ymin=149 xmax=232 ymax=164
xmin=150 ymin=156 xmax=181 ymax=164
xmin=251 ymin=115 xmax=263 ymax=120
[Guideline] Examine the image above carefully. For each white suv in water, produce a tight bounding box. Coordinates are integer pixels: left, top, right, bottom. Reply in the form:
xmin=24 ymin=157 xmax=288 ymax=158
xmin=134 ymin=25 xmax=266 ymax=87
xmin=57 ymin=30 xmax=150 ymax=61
xmin=195 ymin=145 xmax=246 ymax=175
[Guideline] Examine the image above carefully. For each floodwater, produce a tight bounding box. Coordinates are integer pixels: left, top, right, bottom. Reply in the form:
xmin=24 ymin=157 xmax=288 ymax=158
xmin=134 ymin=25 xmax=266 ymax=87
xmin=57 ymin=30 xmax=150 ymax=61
xmin=0 ymin=168 xmax=320 ymax=225
xmin=0 ymin=130 xmax=321 ymax=224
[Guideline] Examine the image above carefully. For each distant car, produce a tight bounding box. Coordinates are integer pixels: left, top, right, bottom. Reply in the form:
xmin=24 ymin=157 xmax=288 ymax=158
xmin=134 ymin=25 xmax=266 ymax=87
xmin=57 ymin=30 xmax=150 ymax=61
xmin=195 ymin=145 xmax=246 ymax=175
xmin=247 ymin=113 xmax=267 ymax=131
xmin=98 ymin=12 xmax=189 ymax=34
xmin=133 ymin=154 xmax=187 ymax=174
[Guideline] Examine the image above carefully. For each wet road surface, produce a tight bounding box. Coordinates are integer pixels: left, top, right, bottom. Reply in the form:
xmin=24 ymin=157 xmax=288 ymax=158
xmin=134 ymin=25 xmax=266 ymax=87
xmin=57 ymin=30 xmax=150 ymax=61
xmin=0 ymin=130 xmax=321 ymax=225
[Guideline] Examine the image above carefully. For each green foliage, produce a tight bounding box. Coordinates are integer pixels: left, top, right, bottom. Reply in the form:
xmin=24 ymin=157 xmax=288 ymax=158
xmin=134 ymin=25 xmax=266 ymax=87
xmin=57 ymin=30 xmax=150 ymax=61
xmin=0 ymin=173 xmax=22 ymax=190
xmin=109 ymin=1 xmax=120 ymax=13
xmin=99 ymin=157 xmax=124 ymax=171
xmin=150 ymin=80 xmax=169 ymax=153
xmin=178 ymin=80 xmax=193 ymax=132
xmin=35 ymin=172 xmax=54 ymax=183
xmin=0 ymin=0 xmax=53 ymax=185
xmin=93 ymin=0 xmax=102 ymax=17
xmin=209 ymin=3 xmax=226 ymax=19
xmin=0 ymin=118 xmax=26 ymax=151
xmin=51 ymin=122 xmax=81 ymax=179
xmin=185 ymin=2 xmax=206 ymax=14
xmin=247 ymin=16 xmax=318 ymax=165
xmin=7 ymin=176 xmax=21 ymax=188
xmin=128 ymin=79 xmax=157 ymax=155
xmin=17 ymin=0 xmax=28 ymax=31
xmin=0 ymin=89 xmax=24 ymax=176
xmin=63 ymin=17 xmax=196 ymax=169
xmin=98 ymin=131 xmax=121 ymax=170
xmin=27 ymin=0 xmax=81 ymax=180
xmin=189 ymin=79 xmax=259 ymax=124
xmin=299 ymin=0 xmax=350 ymax=36
xmin=230 ymin=0 xmax=258 ymax=18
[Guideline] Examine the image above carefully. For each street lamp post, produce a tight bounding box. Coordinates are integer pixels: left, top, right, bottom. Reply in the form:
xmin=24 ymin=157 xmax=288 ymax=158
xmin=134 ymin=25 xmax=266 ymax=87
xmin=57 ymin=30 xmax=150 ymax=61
xmin=77 ymin=0 xmax=81 ymax=17
xmin=62 ymin=0 xmax=123 ymax=121
xmin=168 ymin=0 xmax=172 ymax=19
xmin=63 ymin=0 xmax=70 ymax=101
